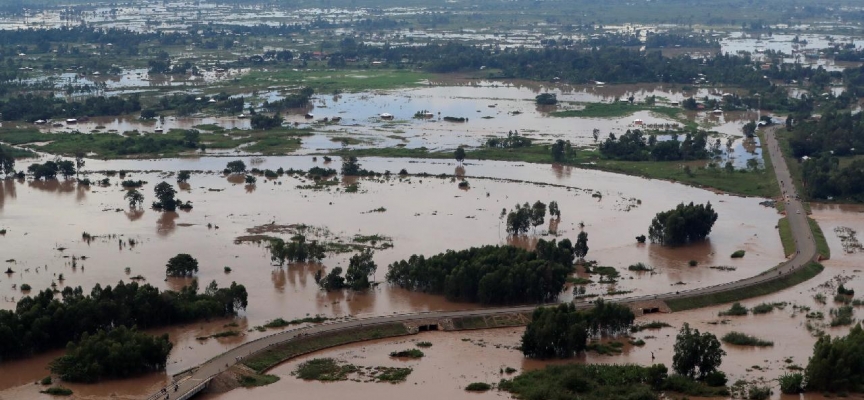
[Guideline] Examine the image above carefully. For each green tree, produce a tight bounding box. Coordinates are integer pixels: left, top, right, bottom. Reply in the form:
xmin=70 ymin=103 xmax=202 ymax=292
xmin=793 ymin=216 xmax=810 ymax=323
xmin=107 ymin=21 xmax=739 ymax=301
xmin=57 ymin=160 xmax=75 ymax=180
xmin=530 ymin=201 xmax=546 ymax=232
xmin=454 ymin=146 xmax=466 ymax=165
xmin=226 ymin=160 xmax=246 ymax=174
xmin=245 ymin=175 xmax=257 ymax=185
xmin=74 ymin=151 xmax=85 ymax=177
xmin=0 ymin=146 xmax=15 ymax=177
xmin=742 ymin=121 xmax=757 ymax=137
xmin=166 ymin=253 xmax=199 ymax=276
xmin=548 ymin=201 xmax=560 ymax=219
xmin=535 ymin=93 xmax=558 ymax=105
xmin=153 ymin=181 xmax=177 ymax=211
xmin=805 ymin=323 xmax=864 ymax=392
xmin=574 ymin=231 xmax=589 ymax=259
xmin=316 ymin=267 xmax=346 ymax=291
xmin=345 ymin=249 xmax=377 ymax=290
xmin=648 ymin=202 xmax=718 ymax=246
xmin=506 ymin=202 xmax=532 ymax=235
xmin=521 ymin=301 xmax=634 ymax=359
xmin=341 ymin=156 xmax=361 ymax=176
xmin=176 ymin=170 xmax=191 ymax=183
xmin=551 ymin=139 xmax=572 ymax=162
xmin=672 ymin=323 xmax=725 ymax=379
xmin=124 ymin=189 xmax=144 ymax=209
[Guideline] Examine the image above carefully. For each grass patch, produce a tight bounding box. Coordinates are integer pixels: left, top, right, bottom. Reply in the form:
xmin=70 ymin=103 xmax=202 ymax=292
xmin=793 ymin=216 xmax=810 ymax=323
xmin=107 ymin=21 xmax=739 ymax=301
xmin=374 ymin=366 xmax=413 ymax=382
xmin=667 ymin=262 xmax=824 ymax=312
xmin=244 ymin=323 xmax=409 ymax=373
xmin=263 ymin=316 xmax=329 ymax=328
xmin=295 ymin=358 xmax=358 ymax=381
xmin=465 ymin=382 xmax=492 ymax=392
xmin=0 ymin=143 xmax=37 ymax=158
xmin=237 ymin=68 xmax=430 ymax=93
xmin=751 ymin=302 xmax=785 ymax=314
xmin=39 ymin=387 xmax=73 ymax=396
xmin=415 ymin=341 xmax=432 ymax=348
xmin=238 ymin=373 xmax=280 ymax=387
xmin=719 ymin=302 xmax=749 ymax=316
xmin=587 ymin=341 xmax=624 ymax=355
xmin=389 ymin=349 xmax=424 ymax=358
xmin=731 ymin=250 xmax=746 ymax=258
xmin=630 ymin=321 xmax=672 ymax=332
xmin=567 ymin=276 xmax=593 ymax=285
xmin=778 ymin=218 xmax=795 ymax=257
xmin=721 ymin=332 xmax=774 ymax=347
xmin=627 ymin=262 xmax=653 ymax=271
xmin=808 ymin=218 xmax=830 ymax=260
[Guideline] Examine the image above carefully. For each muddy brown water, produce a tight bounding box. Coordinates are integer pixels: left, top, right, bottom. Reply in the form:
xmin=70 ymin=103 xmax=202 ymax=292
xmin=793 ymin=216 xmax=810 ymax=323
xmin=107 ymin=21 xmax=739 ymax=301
xmin=0 ymin=156 xmax=786 ymax=397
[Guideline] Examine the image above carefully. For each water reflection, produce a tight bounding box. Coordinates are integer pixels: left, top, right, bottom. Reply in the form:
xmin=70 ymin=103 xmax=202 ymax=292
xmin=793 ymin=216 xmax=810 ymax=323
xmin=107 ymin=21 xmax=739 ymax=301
xmin=0 ymin=179 xmax=16 ymax=210
xmin=551 ymin=163 xmax=572 ymax=180
xmin=156 ymin=211 xmax=179 ymax=236
xmin=125 ymin=208 xmax=145 ymax=222
xmin=454 ymin=165 xmax=465 ymax=178
xmin=27 ymin=179 xmax=75 ymax=194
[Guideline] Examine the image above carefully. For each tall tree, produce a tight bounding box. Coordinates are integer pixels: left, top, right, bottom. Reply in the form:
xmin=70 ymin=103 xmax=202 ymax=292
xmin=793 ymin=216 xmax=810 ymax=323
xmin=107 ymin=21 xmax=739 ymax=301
xmin=574 ymin=231 xmax=589 ymax=259
xmin=0 ymin=147 xmax=14 ymax=177
xmin=341 ymin=156 xmax=361 ymax=176
xmin=672 ymin=323 xmax=725 ymax=379
xmin=648 ymin=202 xmax=718 ymax=245
xmin=176 ymin=170 xmax=191 ymax=183
xmin=225 ymin=160 xmax=246 ymax=174
xmin=165 ymin=253 xmax=199 ymax=276
xmin=530 ymin=201 xmax=546 ymax=232
xmin=125 ymin=189 xmax=144 ymax=209
xmin=454 ymin=146 xmax=466 ymax=165
xmin=153 ymin=181 xmax=177 ymax=211
xmin=74 ymin=151 xmax=85 ymax=177
xmin=548 ymin=201 xmax=560 ymax=219
xmin=345 ymin=249 xmax=377 ymax=290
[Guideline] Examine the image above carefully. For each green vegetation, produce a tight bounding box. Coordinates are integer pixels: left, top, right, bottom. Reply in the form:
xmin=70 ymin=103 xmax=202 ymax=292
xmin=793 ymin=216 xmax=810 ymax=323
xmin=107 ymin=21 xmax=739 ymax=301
xmin=499 ymin=363 xmax=727 ymax=400
xmin=237 ymin=374 xmax=280 ymax=387
xmin=730 ymin=250 xmax=746 ymax=258
xmin=295 ymin=358 xmax=358 ymax=381
xmin=721 ymin=332 xmax=774 ymax=347
xmin=389 ymin=349 xmax=424 ymax=358
xmin=778 ymin=218 xmax=795 ymax=257
xmin=0 ymin=280 xmax=247 ymax=361
xmin=39 ymin=387 xmax=73 ymax=396
xmin=263 ymin=316 xmax=329 ymax=328
xmin=648 ymin=202 xmax=718 ymax=246
xmin=0 ymin=143 xmax=36 ymax=159
xmin=244 ymin=324 xmax=409 ymax=373
xmin=751 ymin=302 xmax=781 ymax=314
xmin=718 ymin=302 xmax=748 ymax=316
xmin=808 ymin=218 xmax=830 ymax=259
xmin=567 ymin=277 xmax=593 ymax=285
xmin=269 ymin=235 xmax=326 ymax=266
xmin=779 ymin=373 xmax=804 ymax=394
xmin=630 ymin=321 xmax=672 ymax=332
xmin=386 ymin=239 xmax=574 ymax=304
xmin=830 ymin=306 xmax=855 ymax=327
xmin=415 ymin=341 xmax=432 ymax=348
xmin=627 ymin=262 xmax=652 ymax=272
xmin=50 ymin=326 xmax=172 ymax=382
xmin=599 ymin=129 xmax=708 ymax=162
xmin=673 ymin=323 xmax=725 ymax=379
xmin=165 ymin=253 xmax=199 ymax=276
xmin=465 ymin=382 xmax=492 ymax=392
xmin=806 ymin=323 xmax=864 ymax=392
xmin=667 ymin=262 xmax=824 ymax=311
xmin=238 ymin=69 xmax=429 ymax=93
xmin=551 ymin=102 xmax=681 ymax=120
xmin=521 ymin=301 xmax=634 ymax=359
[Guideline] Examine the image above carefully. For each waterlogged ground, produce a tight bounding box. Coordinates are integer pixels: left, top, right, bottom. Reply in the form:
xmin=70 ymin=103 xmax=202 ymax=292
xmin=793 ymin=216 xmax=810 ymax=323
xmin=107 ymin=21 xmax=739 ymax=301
xmin=0 ymin=154 xmax=786 ymax=397
xmin=197 ymin=204 xmax=864 ymax=400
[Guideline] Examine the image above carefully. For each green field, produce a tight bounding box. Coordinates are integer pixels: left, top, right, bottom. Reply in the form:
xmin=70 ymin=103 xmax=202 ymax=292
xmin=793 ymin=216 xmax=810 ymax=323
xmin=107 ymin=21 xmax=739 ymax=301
xmin=666 ymin=262 xmax=824 ymax=312
xmin=809 ymin=217 xmax=831 ymax=260
xmin=778 ymin=218 xmax=795 ymax=257
xmin=551 ymin=102 xmax=685 ymax=122
xmin=234 ymin=68 xmax=430 ymax=93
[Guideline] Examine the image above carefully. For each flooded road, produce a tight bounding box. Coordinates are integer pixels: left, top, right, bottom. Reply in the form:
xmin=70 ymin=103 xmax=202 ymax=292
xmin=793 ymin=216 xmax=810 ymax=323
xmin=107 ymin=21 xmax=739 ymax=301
xmin=0 ymin=154 xmax=785 ymax=396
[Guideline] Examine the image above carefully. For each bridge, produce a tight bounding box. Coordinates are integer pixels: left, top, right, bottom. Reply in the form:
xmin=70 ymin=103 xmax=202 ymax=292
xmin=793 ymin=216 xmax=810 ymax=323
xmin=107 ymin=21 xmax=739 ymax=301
xmin=150 ymin=126 xmax=818 ymax=399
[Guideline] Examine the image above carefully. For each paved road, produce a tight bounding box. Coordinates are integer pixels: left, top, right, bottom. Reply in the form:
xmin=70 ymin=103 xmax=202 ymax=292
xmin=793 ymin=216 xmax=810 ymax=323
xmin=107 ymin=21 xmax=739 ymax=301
xmin=151 ymin=126 xmax=818 ymax=400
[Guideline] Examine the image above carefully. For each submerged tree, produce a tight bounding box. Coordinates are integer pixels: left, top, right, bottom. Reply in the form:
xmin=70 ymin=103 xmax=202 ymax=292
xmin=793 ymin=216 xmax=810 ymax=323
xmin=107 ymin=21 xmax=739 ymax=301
xmin=548 ymin=201 xmax=561 ymax=219
xmin=574 ymin=231 xmax=589 ymax=260
xmin=225 ymin=160 xmax=246 ymax=174
xmin=648 ymin=202 xmax=718 ymax=246
xmin=530 ymin=201 xmax=546 ymax=232
xmin=316 ymin=267 xmax=346 ymax=291
xmin=125 ymin=189 xmax=144 ymax=209
xmin=153 ymin=181 xmax=178 ymax=211
xmin=345 ymin=249 xmax=377 ymax=290
xmin=176 ymin=170 xmax=191 ymax=183
xmin=165 ymin=253 xmax=199 ymax=276
xmin=672 ymin=323 xmax=725 ymax=379
xmin=0 ymin=146 xmax=13 ymax=177
xmin=506 ymin=202 xmax=532 ymax=235
xmin=341 ymin=156 xmax=361 ymax=176
xmin=454 ymin=146 xmax=466 ymax=165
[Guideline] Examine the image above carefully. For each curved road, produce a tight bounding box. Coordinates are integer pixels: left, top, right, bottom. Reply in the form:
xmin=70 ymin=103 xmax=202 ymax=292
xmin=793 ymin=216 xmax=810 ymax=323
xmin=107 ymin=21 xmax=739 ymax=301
xmin=152 ymin=126 xmax=818 ymax=400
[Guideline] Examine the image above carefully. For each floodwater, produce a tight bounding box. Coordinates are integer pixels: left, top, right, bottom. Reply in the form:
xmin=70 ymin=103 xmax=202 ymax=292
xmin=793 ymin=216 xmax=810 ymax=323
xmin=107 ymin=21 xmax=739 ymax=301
xmin=31 ymin=82 xmax=759 ymax=159
xmin=0 ymin=154 xmax=785 ymax=397
xmin=194 ymin=203 xmax=864 ymax=400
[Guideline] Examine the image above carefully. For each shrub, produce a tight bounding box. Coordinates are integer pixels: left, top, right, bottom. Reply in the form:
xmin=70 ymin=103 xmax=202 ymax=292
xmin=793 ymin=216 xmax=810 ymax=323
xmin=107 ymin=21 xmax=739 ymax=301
xmin=40 ymin=376 xmax=52 ymax=385
xmin=40 ymin=387 xmax=72 ymax=396
xmin=703 ymin=370 xmax=727 ymax=387
xmin=830 ymin=306 xmax=855 ymax=326
xmin=718 ymin=302 xmax=748 ymax=316
xmin=389 ymin=349 xmax=424 ymax=358
xmin=20 ymin=284 xmax=31 ymax=291
xmin=688 ymin=260 xmax=698 ymax=266
xmin=628 ymin=263 xmax=653 ymax=271
xmin=636 ymin=234 xmax=646 ymax=243
xmin=730 ymin=250 xmax=746 ymax=258
xmin=779 ymin=373 xmax=804 ymax=394
xmin=838 ymin=284 xmax=855 ymax=296
xmin=747 ymin=385 xmax=771 ymax=400
xmin=398 ymin=168 xmax=408 ymax=175
xmin=416 ymin=341 xmax=432 ymax=348
xmin=465 ymin=382 xmax=492 ymax=391
xmin=751 ymin=303 xmax=776 ymax=314
xmin=721 ymin=332 xmax=773 ymax=347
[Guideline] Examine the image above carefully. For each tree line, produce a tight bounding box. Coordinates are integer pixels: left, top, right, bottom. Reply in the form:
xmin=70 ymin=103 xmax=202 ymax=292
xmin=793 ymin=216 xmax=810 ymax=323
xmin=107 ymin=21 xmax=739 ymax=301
xmin=385 ymin=239 xmax=574 ymax=304
xmin=521 ymin=301 xmax=635 ymax=358
xmin=0 ymin=279 xmax=247 ymax=361
xmin=791 ymin=111 xmax=864 ymax=200
xmin=648 ymin=202 xmax=718 ymax=246
xmin=599 ymin=129 xmax=709 ymax=161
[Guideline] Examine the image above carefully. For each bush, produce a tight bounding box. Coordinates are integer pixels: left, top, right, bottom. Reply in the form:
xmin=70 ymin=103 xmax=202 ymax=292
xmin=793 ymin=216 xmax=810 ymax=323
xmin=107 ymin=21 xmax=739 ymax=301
xmin=389 ymin=349 xmax=424 ymax=358
xmin=730 ymin=250 xmax=746 ymax=258
xmin=40 ymin=376 xmax=52 ymax=385
xmin=465 ymin=382 xmax=492 ymax=391
xmin=838 ymin=284 xmax=855 ymax=296
xmin=718 ymin=302 xmax=748 ymax=316
xmin=747 ymin=385 xmax=771 ymax=400
xmin=779 ymin=373 xmax=804 ymax=394
xmin=636 ymin=234 xmax=646 ymax=243
xmin=20 ymin=283 xmax=31 ymax=291
xmin=688 ymin=260 xmax=698 ymax=266
xmin=628 ymin=263 xmax=652 ymax=271
xmin=750 ymin=303 xmax=776 ymax=314
xmin=40 ymin=387 xmax=72 ymax=396
xmin=703 ymin=370 xmax=727 ymax=387
xmin=721 ymin=332 xmax=773 ymax=347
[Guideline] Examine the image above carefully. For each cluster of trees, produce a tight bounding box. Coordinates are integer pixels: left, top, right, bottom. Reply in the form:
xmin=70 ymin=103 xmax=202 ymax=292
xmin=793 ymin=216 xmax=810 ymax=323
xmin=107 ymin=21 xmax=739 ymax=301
xmin=599 ymin=130 xmax=709 ymax=161
xmin=269 ymin=235 xmax=325 ymax=266
xmin=0 ymin=94 xmax=141 ymax=122
xmin=341 ymin=156 xmax=375 ymax=176
xmin=535 ymin=93 xmax=558 ymax=105
xmin=672 ymin=323 xmax=725 ymax=379
xmin=50 ymin=326 xmax=172 ymax=383
xmin=791 ymin=112 xmax=864 ymax=199
xmin=0 ymin=279 xmax=247 ymax=360
xmin=504 ymin=201 xmax=552 ymax=235
xmin=0 ymin=145 xmax=14 ymax=176
xmin=648 ymin=202 xmax=718 ymax=246
xmin=521 ymin=301 xmax=635 ymax=358
xmin=27 ymin=159 xmax=75 ymax=180
xmin=805 ymin=323 xmax=864 ymax=392
xmin=250 ymin=114 xmax=284 ymax=130
xmin=261 ymin=87 xmax=314 ymax=110
xmin=550 ymin=139 xmax=576 ymax=162
xmin=314 ymin=249 xmax=377 ymax=291
xmin=385 ymin=239 xmax=574 ymax=304
xmin=165 ymin=253 xmax=199 ymax=276
xmin=485 ymin=131 xmax=532 ymax=148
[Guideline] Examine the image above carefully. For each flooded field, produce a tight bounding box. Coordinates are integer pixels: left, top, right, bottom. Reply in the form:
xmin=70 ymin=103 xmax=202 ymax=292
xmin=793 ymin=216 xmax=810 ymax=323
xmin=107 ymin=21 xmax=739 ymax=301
xmin=184 ymin=203 xmax=864 ymax=400
xmin=0 ymin=155 xmax=784 ymax=397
